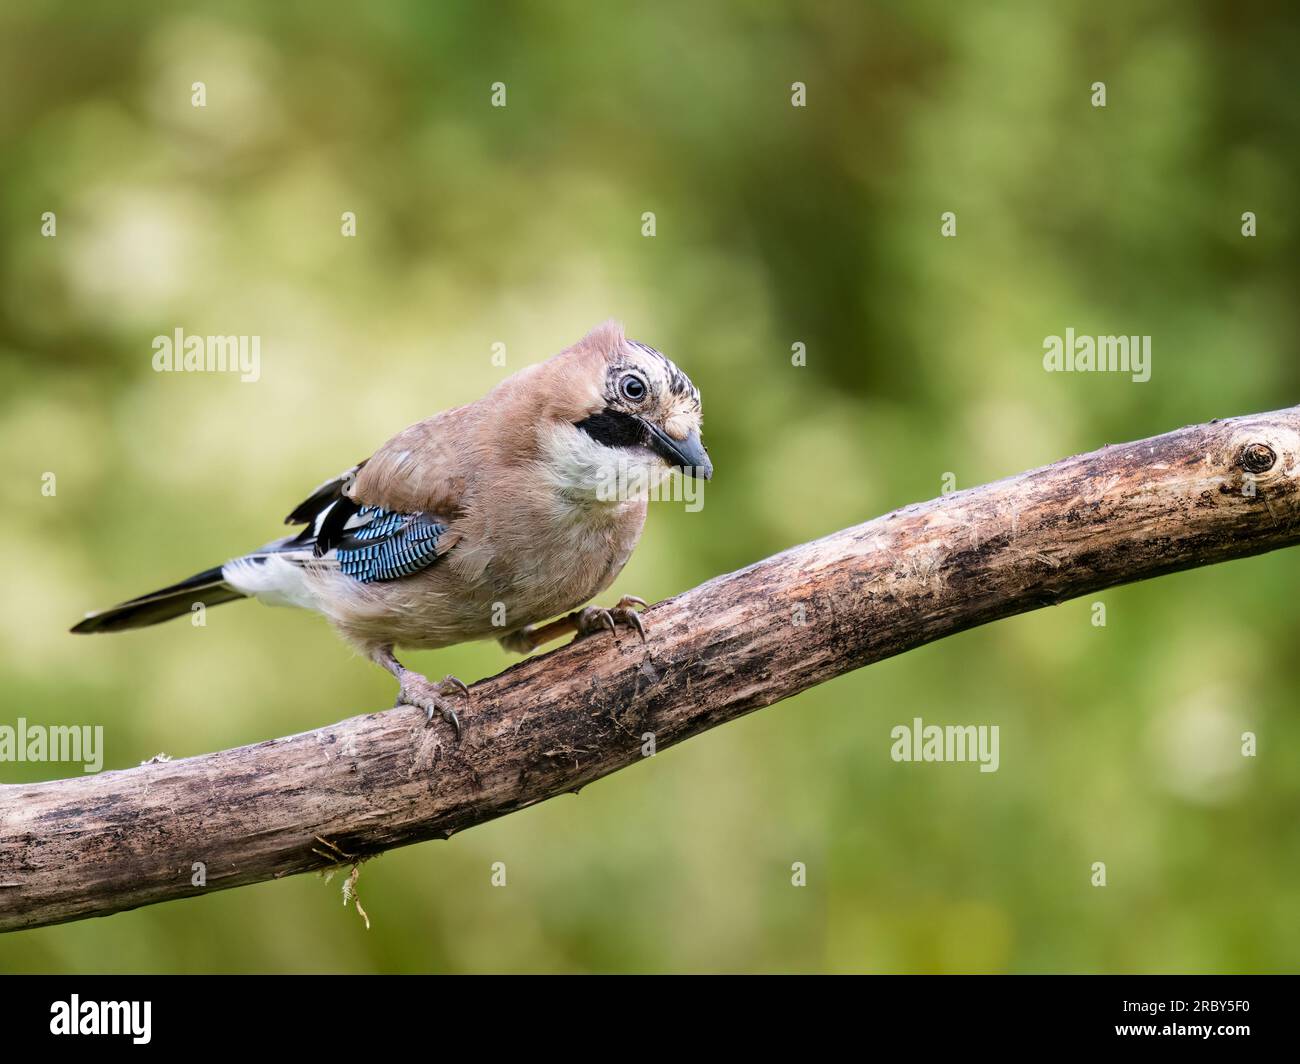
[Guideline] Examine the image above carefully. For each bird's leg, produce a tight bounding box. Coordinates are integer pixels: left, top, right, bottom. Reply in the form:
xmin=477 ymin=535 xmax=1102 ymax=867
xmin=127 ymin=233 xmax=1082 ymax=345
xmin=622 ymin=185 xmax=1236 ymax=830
xmin=371 ymin=644 xmax=467 ymax=740
xmin=499 ymin=596 xmax=648 ymax=653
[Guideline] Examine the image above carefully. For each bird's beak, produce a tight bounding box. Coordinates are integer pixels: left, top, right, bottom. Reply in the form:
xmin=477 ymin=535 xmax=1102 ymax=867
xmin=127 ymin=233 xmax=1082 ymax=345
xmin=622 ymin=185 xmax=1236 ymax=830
xmin=642 ymin=422 xmax=713 ymax=480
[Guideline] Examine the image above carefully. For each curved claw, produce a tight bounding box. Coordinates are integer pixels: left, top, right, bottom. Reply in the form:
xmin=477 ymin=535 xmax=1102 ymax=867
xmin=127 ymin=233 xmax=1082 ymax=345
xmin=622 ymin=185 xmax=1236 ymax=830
xmin=396 ymin=673 xmax=469 ymax=742
xmin=429 ymin=705 xmax=461 ymax=741
xmin=574 ymin=598 xmax=651 ymax=644
xmin=619 ymin=608 xmax=647 ymax=642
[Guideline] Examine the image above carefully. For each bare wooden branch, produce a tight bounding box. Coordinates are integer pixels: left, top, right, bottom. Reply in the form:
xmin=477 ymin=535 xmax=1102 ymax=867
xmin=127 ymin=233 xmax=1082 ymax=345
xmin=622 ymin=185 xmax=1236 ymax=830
xmin=3 ymin=405 xmax=1299 ymax=932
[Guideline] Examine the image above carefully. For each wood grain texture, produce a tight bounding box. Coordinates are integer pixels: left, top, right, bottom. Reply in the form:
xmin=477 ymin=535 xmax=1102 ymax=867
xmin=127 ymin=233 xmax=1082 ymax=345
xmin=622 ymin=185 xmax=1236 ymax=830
xmin=3 ymin=405 xmax=1299 ymax=932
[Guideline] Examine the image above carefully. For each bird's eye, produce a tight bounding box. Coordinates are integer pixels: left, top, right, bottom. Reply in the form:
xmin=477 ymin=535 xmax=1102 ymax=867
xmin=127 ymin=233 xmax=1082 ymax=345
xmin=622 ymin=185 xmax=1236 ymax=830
xmin=619 ymin=374 xmax=647 ymax=403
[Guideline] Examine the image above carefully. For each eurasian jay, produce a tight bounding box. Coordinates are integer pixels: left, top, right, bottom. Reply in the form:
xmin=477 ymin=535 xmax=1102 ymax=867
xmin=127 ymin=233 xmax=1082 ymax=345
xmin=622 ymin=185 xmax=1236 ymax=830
xmin=72 ymin=321 xmax=712 ymax=737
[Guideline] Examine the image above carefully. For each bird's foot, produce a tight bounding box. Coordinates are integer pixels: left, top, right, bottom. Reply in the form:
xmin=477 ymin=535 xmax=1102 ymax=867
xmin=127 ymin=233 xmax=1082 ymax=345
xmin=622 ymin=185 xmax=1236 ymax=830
xmin=573 ymin=595 xmax=648 ymax=643
xmin=497 ymin=596 xmax=651 ymax=654
xmin=394 ymin=672 xmax=469 ymax=740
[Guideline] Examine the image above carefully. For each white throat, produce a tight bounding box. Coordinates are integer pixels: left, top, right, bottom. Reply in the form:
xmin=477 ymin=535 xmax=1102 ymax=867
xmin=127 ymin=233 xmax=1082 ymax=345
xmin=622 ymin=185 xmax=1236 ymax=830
xmin=541 ymin=424 xmax=669 ymax=508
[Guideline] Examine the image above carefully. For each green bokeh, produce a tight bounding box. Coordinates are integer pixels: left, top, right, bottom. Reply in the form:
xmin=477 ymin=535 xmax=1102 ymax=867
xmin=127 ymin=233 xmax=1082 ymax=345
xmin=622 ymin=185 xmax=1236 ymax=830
xmin=1 ymin=0 xmax=1298 ymax=973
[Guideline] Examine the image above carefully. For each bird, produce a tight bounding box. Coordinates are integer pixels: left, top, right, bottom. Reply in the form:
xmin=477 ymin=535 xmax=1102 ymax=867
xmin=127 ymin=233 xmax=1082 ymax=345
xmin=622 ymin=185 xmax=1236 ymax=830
xmin=71 ymin=321 xmax=712 ymax=738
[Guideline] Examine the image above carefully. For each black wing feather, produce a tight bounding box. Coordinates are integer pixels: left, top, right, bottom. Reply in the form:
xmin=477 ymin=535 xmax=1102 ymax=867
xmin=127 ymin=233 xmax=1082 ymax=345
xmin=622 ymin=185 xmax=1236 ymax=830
xmin=284 ymin=461 xmax=366 ymax=525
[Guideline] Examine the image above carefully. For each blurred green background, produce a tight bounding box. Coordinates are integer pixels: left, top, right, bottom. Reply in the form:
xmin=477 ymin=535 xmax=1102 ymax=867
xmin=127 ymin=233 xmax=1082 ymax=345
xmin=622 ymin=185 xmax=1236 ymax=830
xmin=2 ymin=0 xmax=1298 ymax=973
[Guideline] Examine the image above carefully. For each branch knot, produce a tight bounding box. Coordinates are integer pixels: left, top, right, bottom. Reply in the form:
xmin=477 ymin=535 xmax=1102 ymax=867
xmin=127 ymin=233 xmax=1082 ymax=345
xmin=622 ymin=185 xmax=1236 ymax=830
xmin=1240 ymin=442 xmax=1277 ymax=475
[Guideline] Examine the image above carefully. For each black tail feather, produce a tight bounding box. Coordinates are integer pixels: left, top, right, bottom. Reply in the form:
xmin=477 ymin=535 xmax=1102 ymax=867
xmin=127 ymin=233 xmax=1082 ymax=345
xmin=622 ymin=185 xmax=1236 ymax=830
xmin=71 ymin=566 xmax=245 ymax=634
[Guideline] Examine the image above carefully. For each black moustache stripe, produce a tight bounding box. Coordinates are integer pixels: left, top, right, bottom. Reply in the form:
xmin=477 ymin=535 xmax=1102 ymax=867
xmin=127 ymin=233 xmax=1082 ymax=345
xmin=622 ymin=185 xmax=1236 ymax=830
xmin=575 ymin=409 xmax=647 ymax=449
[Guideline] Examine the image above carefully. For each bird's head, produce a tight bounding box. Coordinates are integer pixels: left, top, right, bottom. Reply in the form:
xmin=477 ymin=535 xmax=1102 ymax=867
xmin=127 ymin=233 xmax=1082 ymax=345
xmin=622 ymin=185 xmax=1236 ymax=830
xmin=539 ymin=321 xmax=711 ymax=496
xmin=580 ymin=321 xmax=711 ymax=479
